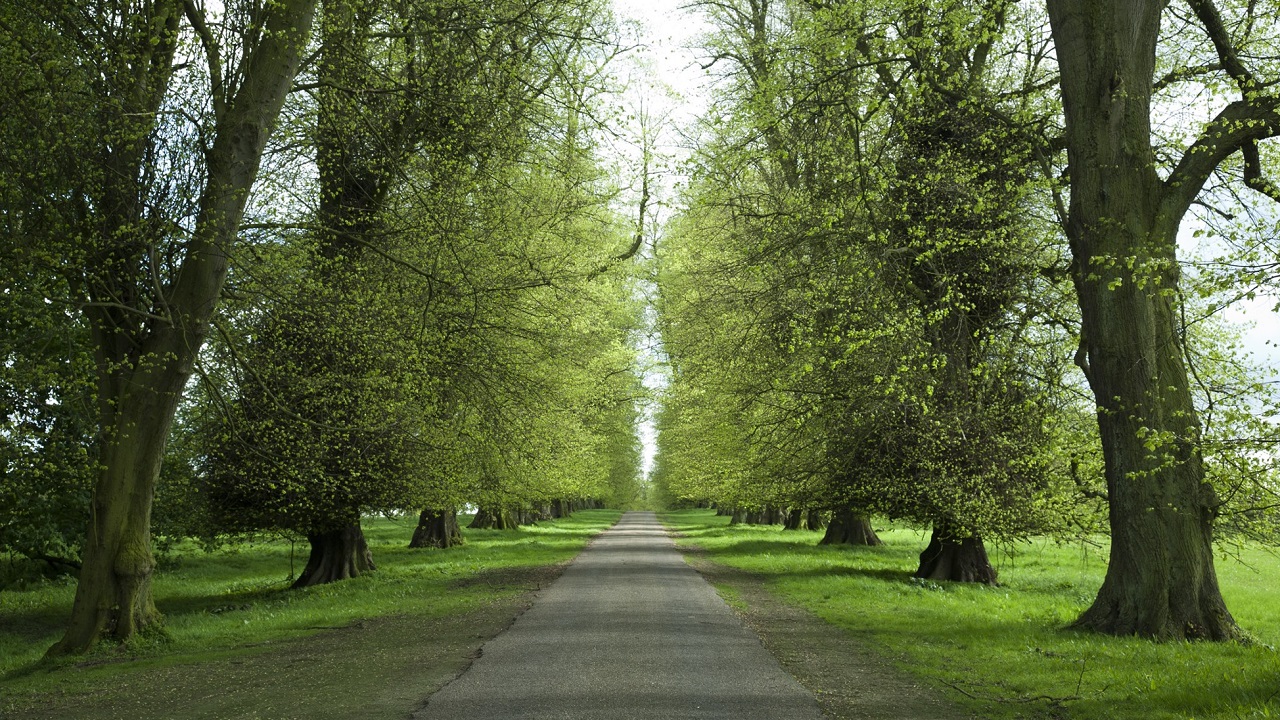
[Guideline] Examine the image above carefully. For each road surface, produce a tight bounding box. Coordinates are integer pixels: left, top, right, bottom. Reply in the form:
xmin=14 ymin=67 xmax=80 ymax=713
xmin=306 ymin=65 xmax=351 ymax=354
xmin=412 ymin=511 xmax=825 ymax=719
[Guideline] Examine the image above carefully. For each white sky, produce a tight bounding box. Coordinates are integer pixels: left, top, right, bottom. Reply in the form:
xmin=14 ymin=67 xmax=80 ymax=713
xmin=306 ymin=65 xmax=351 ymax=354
xmin=611 ymin=0 xmax=712 ymax=481
xmin=612 ymin=0 xmax=712 ymax=142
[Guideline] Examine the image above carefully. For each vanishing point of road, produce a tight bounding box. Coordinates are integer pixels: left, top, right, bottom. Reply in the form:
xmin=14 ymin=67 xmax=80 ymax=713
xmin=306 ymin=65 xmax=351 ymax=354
xmin=412 ymin=511 xmax=825 ymax=720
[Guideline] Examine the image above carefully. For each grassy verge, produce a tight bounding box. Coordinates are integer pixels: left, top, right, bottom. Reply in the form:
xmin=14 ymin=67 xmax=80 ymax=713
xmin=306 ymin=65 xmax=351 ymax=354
xmin=660 ymin=509 xmax=1280 ymax=720
xmin=1 ymin=509 xmax=619 ymax=715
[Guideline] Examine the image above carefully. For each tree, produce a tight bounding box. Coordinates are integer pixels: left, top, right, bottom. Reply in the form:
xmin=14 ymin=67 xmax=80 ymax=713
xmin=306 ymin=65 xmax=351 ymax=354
xmin=0 ymin=16 xmax=101 ymax=573
xmin=0 ymin=0 xmax=322 ymax=654
xmin=0 ymin=271 xmax=96 ymax=571
xmin=195 ymin=0 xmax=640 ymax=575
xmin=1046 ymin=0 xmax=1280 ymax=639
xmin=201 ymin=0 xmax=454 ymax=587
xmin=658 ymin=0 xmax=1071 ymax=577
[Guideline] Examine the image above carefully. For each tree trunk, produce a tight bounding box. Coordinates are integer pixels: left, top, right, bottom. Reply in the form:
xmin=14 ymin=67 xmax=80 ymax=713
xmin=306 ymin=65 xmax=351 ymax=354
xmin=469 ymin=508 xmax=494 ymax=529
xmin=729 ymin=507 xmax=747 ymax=525
xmin=783 ymin=507 xmax=803 ymax=530
xmin=1047 ymin=0 xmax=1241 ymax=639
xmin=48 ymin=0 xmax=319 ymax=656
xmin=293 ymin=523 xmax=375 ymax=588
xmin=819 ymin=509 xmax=882 ymax=546
xmin=49 ymin=400 xmax=170 ymax=654
xmin=500 ymin=510 xmax=520 ymax=529
xmin=805 ymin=509 xmax=827 ymax=531
xmin=469 ymin=507 xmax=517 ymax=530
xmin=409 ymin=508 xmax=464 ymax=549
xmin=913 ymin=523 xmax=995 ymax=585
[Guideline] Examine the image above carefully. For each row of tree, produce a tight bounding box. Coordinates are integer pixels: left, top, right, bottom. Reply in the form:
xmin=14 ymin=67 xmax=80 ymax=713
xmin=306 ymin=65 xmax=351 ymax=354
xmin=652 ymin=0 xmax=1280 ymax=640
xmin=1 ymin=0 xmax=645 ymax=655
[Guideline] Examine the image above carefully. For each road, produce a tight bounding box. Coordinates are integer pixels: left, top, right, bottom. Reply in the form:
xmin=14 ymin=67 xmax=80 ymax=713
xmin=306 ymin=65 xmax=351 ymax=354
xmin=412 ymin=511 xmax=825 ymax=720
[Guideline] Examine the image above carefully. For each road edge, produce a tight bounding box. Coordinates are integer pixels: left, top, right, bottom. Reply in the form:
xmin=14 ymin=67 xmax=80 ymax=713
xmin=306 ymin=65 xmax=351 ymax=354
xmin=674 ymin=543 xmax=973 ymax=720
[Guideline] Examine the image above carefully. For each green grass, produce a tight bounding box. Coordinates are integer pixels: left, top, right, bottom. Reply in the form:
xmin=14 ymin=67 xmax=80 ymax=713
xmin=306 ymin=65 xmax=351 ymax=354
xmin=660 ymin=509 xmax=1280 ymax=720
xmin=0 ymin=510 xmax=620 ymax=695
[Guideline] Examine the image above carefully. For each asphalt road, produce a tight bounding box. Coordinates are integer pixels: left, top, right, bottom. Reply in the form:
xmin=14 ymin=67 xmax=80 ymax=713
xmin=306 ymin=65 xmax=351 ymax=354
xmin=412 ymin=511 xmax=825 ymax=720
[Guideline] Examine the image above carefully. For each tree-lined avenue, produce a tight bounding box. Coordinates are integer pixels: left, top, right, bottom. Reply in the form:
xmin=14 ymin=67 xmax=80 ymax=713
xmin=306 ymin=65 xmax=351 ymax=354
xmin=413 ymin=512 xmax=824 ymax=720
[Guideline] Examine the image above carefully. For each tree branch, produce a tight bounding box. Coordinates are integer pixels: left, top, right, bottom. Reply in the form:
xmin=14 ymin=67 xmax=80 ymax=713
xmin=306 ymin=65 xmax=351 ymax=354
xmin=1152 ymin=63 xmax=1222 ymax=93
xmin=1186 ymin=0 xmax=1253 ymax=90
xmin=30 ymin=553 xmax=82 ymax=571
xmin=615 ymin=151 xmax=650 ymax=264
xmin=182 ymin=0 xmax=225 ymax=121
xmin=1243 ymin=139 xmax=1280 ymax=203
xmin=1158 ymin=95 xmax=1280 ymax=233
xmin=1178 ymin=0 xmax=1280 ymax=210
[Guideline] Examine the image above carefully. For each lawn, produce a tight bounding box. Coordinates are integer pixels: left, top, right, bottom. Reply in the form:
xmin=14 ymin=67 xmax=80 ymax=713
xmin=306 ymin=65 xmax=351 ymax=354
xmin=660 ymin=509 xmax=1280 ymax=720
xmin=0 ymin=510 xmax=620 ymax=714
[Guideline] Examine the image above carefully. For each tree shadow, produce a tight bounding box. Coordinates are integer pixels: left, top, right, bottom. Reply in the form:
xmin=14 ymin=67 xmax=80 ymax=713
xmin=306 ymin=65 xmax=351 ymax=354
xmin=155 ymin=580 xmax=295 ymax=619
xmin=0 ymin=602 xmax=70 ymax=646
xmin=684 ymin=537 xmax=921 ymax=584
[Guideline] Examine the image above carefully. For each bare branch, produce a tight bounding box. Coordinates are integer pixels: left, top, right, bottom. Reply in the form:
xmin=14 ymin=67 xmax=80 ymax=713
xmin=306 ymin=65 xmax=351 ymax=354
xmin=182 ymin=0 xmax=225 ymax=121
xmin=1181 ymin=0 xmax=1280 ymax=209
xmin=1186 ymin=0 xmax=1253 ymax=90
xmin=1153 ymin=63 xmax=1223 ymax=93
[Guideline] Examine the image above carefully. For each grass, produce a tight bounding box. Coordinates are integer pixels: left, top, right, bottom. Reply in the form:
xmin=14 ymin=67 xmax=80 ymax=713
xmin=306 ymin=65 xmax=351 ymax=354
xmin=0 ymin=510 xmax=620 ymax=710
xmin=660 ymin=509 xmax=1280 ymax=720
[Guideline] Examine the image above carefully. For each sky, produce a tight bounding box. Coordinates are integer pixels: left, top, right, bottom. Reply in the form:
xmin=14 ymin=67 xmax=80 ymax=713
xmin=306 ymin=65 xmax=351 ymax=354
xmin=610 ymin=0 xmax=713 ymax=481
xmin=611 ymin=0 xmax=712 ymax=137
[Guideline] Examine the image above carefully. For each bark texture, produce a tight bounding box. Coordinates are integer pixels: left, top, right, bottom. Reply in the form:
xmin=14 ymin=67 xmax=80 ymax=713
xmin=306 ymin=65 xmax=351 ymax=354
xmin=913 ymin=525 xmax=996 ymax=585
xmin=293 ymin=524 xmax=375 ymax=588
xmin=1047 ymin=0 xmax=1252 ymax=639
xmin=409 ymin=508 xmax=464 ymax=549
xmin=819 ymin=510 xmax=882 ymax=546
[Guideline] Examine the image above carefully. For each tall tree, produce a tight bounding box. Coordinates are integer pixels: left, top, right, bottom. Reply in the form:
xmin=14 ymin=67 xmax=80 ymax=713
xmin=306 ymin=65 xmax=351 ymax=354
xmin=658 ymin=0 xmax=1070 ymax=578
xmin=197 ymin=0 xmax=639 ymax=575
xmin=1046 ymin=0 xmax=1279 ymax=639
xmin=0 ymin=0 xmax=319 ymax=653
